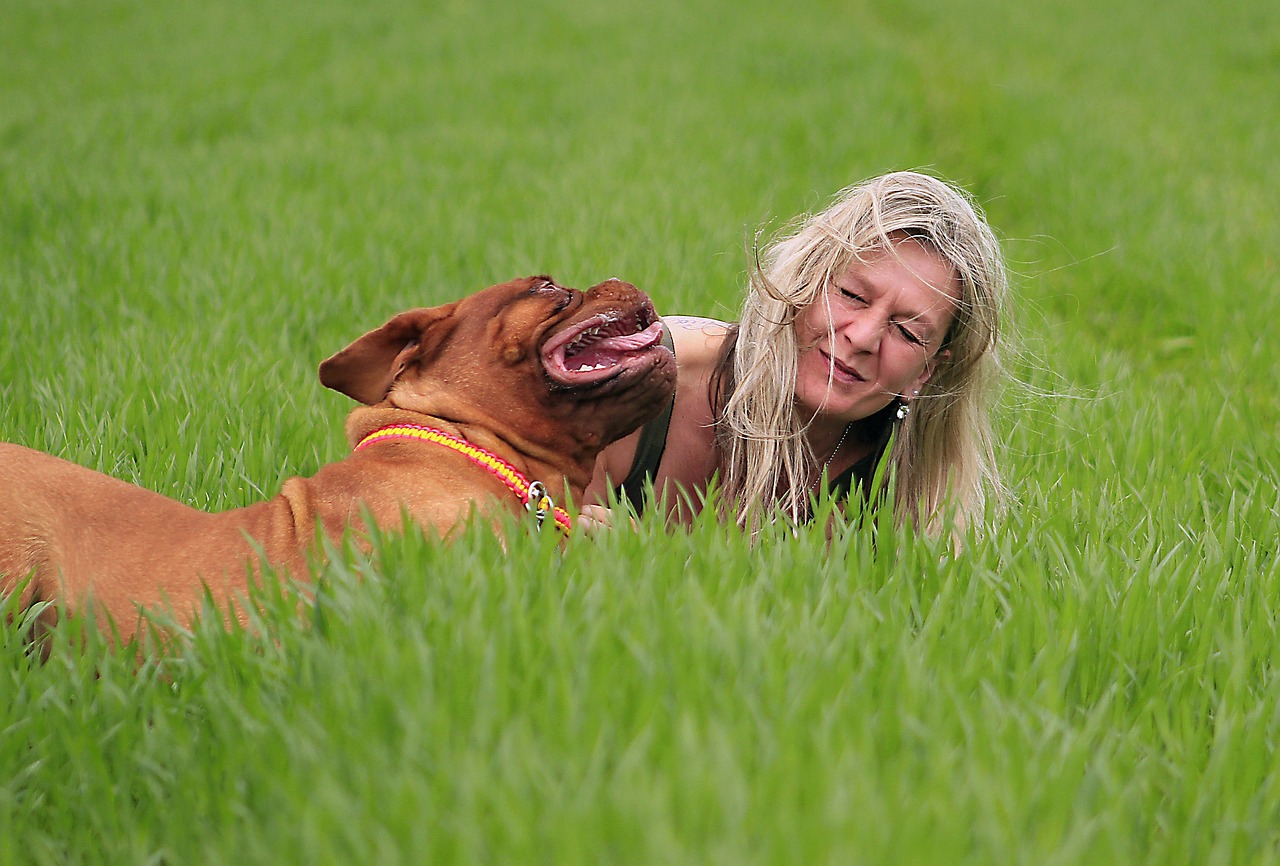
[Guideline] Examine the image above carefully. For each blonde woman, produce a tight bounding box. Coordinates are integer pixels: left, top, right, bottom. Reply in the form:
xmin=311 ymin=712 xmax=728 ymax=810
xmin=584 ymin=170 xmax=1009 ymax=537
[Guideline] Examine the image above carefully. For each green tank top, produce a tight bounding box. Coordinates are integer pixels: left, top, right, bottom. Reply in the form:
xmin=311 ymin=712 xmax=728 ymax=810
xmin=617 ymin=324 xmax=676 ymax=513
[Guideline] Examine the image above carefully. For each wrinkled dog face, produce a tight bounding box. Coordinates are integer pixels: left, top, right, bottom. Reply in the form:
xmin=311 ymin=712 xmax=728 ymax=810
xmin=320 ymin=275 xmax=677 ymax=453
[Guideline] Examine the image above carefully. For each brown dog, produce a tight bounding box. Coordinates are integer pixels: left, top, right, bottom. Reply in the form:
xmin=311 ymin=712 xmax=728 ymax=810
xmin=0 ymin=275 xmax=675 ymax=645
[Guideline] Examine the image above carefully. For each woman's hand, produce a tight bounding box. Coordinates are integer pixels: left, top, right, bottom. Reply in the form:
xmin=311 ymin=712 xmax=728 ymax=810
xmin=576 ymin=503 xmax=636 ymax=535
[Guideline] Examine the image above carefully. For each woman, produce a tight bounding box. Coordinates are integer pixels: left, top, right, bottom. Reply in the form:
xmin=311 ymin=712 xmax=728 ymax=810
xmin=583 ymin=171 xmax=1009 ymax=537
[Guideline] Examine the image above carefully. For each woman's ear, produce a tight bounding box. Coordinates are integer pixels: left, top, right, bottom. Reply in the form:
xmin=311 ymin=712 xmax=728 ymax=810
xmin=318 ymin=302 xmax=459 ymax=404
xmin=914 ymin=347 xmax=950 ymax=391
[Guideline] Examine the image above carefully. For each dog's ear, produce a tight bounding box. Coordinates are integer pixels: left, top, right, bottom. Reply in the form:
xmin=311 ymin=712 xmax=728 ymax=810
xmin=318 ymin=302 xmax=459 ymax=404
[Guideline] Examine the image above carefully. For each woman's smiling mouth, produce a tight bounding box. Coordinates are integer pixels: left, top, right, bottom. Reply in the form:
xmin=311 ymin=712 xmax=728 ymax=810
xmin=819 ymin=349 xmax=866 ymax=384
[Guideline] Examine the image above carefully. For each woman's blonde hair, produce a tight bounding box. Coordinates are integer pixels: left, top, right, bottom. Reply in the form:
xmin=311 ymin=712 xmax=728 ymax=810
xmin=715 ymin=170 xmax=1009 ymax=536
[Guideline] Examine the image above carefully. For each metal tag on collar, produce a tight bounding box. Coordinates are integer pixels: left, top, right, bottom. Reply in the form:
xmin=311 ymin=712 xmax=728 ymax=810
xmin=526 ymin=481 xmax=554 ymax=530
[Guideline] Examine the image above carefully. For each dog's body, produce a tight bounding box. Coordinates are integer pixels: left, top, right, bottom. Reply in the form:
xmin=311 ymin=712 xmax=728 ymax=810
xmin=0 ymin=276 xmax=675 ymax=643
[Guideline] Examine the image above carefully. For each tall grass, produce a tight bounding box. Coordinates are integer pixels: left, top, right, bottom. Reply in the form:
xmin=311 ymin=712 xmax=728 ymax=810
xmin=2 ymin=0 xmax=1278 ymax=862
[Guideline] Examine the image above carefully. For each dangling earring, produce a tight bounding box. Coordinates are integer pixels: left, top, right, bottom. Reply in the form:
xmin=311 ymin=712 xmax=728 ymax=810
xmin=895 ymin=389 xmax=919 ymax=421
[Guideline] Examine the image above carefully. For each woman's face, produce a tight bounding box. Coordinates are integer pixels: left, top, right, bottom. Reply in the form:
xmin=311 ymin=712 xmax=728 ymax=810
xmin=793 ymin=238 xmax=959 ymax=424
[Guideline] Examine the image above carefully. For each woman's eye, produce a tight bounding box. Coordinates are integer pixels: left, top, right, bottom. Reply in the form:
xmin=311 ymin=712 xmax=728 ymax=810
xmin=895 ymin=323 xmax=924 ymax=345
xmin=838 ymin=288 xmax=865 ymax=304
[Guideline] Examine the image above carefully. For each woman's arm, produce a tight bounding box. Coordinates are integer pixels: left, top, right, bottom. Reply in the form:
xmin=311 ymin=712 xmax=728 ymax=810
xmin=583 ymin=428 xmax=642 ymax=505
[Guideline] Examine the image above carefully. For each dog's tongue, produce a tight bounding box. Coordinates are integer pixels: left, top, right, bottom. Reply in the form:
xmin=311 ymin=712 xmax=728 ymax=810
xmin=564 ymin=322 xmax=662 ymax=371
xmin=545 ymin=318 xmax=666 ymax=385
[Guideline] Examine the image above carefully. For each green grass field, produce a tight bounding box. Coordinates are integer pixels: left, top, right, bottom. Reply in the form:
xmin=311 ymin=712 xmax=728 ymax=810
xmin=2 ymin=0 xmax=1279 ymax=862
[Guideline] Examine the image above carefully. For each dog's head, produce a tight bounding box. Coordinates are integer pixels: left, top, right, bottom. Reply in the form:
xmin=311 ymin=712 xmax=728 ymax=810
xmin=319 ymin=275 xmax=677 ymax=465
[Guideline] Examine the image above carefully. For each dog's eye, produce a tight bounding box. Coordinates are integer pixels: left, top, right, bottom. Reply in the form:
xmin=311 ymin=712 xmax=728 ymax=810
xmin=530 ymin=280 xmax=573 ymax=311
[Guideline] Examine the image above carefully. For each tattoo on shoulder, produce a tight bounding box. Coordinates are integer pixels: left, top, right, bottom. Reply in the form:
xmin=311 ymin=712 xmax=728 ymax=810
xmin=667 ymin=315 xmax=731 ymax=335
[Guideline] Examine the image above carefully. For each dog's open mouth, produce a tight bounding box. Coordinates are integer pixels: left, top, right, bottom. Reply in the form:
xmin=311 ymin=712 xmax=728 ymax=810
xmin=541 ymin=301 xmax=667 ymax=387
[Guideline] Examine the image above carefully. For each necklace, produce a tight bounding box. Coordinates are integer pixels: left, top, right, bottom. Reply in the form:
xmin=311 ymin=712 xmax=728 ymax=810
xmin=811 ymin=423 xmax=851 ymax=492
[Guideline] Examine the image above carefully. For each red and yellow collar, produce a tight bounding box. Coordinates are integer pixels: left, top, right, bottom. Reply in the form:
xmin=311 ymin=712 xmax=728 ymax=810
xmin=354 ymin=423 xmax=572 ymax=537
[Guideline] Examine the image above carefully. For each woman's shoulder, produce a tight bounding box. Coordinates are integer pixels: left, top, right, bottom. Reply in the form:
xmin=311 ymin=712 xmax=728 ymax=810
xmin=664 ymin=316 xmax=732 ymax=369
xmin=662 ymin=314 xmax=730 ymax=446
xmin=665 ymin=314 xmax=732 ymax=335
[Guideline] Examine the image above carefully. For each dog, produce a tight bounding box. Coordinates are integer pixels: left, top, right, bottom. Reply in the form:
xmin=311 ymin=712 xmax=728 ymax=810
xmin=0 ymin=275 xmax=675 ymax=645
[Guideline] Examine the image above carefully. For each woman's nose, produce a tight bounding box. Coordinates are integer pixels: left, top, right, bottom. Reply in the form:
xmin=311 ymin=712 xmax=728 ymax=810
xmin=837 ymin=309 xmax=886 ymax=353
